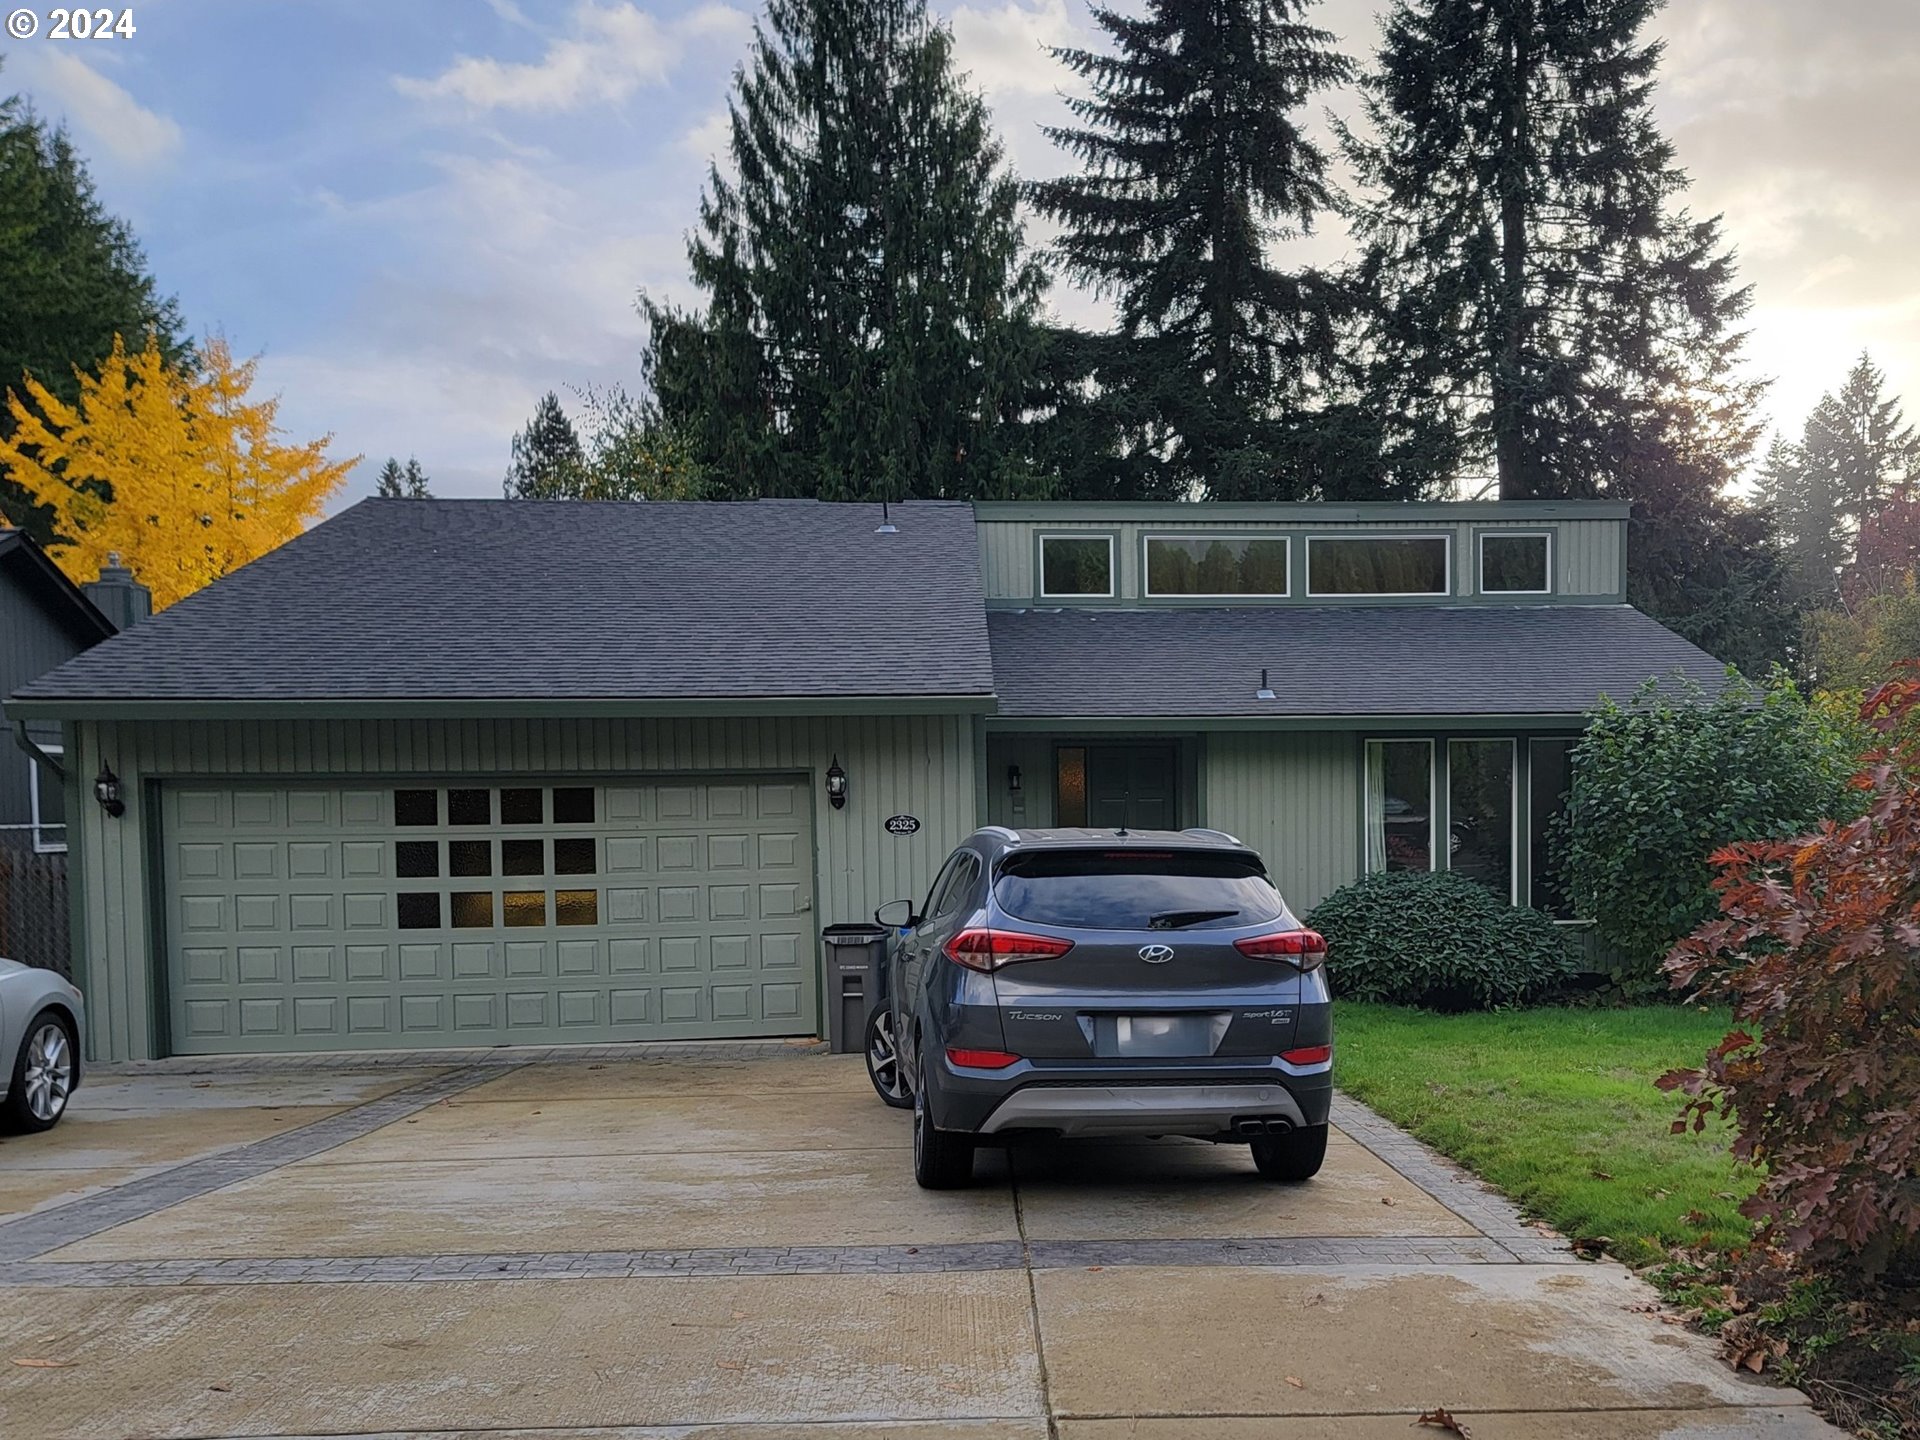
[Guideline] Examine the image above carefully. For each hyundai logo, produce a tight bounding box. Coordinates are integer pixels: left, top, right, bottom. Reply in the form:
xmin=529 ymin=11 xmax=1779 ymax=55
xmin=1138 ymin=944 xmax=1175 ymax=965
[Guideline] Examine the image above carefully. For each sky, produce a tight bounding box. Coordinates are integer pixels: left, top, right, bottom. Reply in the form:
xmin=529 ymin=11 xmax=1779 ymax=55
xmin=3 ymin=0 xmax=1917 ymax=503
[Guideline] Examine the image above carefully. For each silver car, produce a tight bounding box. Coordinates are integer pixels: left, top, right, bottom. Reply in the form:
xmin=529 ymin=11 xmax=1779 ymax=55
xmin=0 ymin=958 xmax=84 ymax=1131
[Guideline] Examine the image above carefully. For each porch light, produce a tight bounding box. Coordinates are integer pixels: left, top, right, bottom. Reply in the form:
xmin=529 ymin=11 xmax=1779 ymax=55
xmin=93 ymin=763 xmax=125 ymax=818
xmin=825 ymin=756 xmax=848 ymax=810
xmin=1007 ymin=764 xmax=1022 ymax=795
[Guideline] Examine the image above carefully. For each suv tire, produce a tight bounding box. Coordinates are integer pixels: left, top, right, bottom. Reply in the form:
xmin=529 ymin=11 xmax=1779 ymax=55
xmin=1250 ymin=1123 xmax=1327 ymax=1182
xmin=865 ymin=1005 xmax=912 ymax=1109
xmin=912 ymin=1051 xmax=975 ymax=1189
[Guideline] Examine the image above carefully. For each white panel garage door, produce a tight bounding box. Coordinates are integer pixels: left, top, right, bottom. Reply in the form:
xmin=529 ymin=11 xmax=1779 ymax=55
xmin=161 ymin=777 xmax=816 ymax=1053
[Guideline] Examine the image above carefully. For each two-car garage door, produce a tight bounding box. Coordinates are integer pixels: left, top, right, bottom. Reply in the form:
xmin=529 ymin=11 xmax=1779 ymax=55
xmin=161 ymin=777 xmax=817 ymax=1054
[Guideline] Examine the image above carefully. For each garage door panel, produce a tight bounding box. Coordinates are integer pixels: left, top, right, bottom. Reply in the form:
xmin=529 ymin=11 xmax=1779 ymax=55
xmin=163 ymin=777 xmax=817 ymax=1053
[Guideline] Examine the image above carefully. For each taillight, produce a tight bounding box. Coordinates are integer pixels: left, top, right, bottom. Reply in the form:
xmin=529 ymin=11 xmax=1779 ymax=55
xmin=1234 ymin=929 xmax=1328 ymax=971
xmin=1281 ymin=1044 xmax=1332 ymax=1066
xmin=943 ymin=928 xmax=1074 ymax=971
xmin=946 ymin=1046 xmax=1022 ymax=1070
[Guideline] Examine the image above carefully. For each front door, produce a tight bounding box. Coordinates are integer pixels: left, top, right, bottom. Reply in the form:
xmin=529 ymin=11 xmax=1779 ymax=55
xmin=1056 ymin=744 xmax=1177 ymax=831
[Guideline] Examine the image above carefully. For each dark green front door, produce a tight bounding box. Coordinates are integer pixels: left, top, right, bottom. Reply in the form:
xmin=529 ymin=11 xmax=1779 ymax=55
xmin=1057 ymin=744 xmax=1176 ymax=830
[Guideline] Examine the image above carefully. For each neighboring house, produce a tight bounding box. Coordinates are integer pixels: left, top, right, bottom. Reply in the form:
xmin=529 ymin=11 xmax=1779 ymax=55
xmin=0 ymin=529 xmax=131 ymax=972
xmin=7 ymin=499 xmax=1725 ymax=1062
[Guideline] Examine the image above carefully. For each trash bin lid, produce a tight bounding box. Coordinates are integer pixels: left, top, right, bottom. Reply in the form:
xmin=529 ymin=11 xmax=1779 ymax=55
xmin=821 ymin=923 xmax=890 ymax=944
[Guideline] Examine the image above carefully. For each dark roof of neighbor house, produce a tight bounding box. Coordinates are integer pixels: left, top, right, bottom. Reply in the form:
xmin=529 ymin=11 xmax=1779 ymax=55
xmin=13 ymin=499 xmax=994 ymax=705
xmin=0 ymin=529 xmax=117 ymax=648
xmin=987 ymin=604 xmax=1729 ymax=719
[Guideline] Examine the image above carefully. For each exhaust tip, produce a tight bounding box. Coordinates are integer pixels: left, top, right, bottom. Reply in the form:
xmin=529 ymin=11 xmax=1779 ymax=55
xmin=1234 ymin=1118 xmax=1265 ymax=1136
xmin=1264 ymin=1119 xmax=1294 ymax=1135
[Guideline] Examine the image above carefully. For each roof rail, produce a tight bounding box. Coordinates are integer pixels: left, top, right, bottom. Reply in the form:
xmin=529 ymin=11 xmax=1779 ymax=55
xmin=977 ymin=825 xmax=1021 ymax=842
xmin=1181 ymin=826 xmax=1244 ymax=845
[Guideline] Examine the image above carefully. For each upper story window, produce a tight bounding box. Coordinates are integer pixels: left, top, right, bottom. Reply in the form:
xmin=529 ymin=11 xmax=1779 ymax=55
xmin=1039 ymin=534 xmax=1114 ymax=598
xmin=1479 ymin=532 xmax=1552 ymax=594
xmin=1307 ymin=535 xmax=1450 ymax=597
xmin=1144 ymin=536 xmax=1290 ymax=597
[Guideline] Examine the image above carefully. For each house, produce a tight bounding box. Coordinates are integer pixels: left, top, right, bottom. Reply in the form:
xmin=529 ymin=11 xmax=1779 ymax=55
xmin=0 ymin=529 xmax=134 ymax=971
xmin=6 ymin=498 xmax=1725 ymax=1062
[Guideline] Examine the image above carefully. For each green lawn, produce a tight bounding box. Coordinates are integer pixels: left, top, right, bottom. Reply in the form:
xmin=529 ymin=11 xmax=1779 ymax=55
xmin=1333 ymin=1002 xmax=1756 ymax=1268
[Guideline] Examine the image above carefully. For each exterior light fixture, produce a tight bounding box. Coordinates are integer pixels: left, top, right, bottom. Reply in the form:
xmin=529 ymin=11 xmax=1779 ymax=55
xmin=825 ymin=756 xmax=849 ymax=810
xmin=1007 ymin=764 xmax=1023 ymax=795
xmin=94 ymin=763 xmax=125 ymax=818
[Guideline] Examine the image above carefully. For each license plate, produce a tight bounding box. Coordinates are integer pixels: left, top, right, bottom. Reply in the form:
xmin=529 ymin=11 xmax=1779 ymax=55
xmin=1094 ymin=1013 xmax=1222 ymax=1058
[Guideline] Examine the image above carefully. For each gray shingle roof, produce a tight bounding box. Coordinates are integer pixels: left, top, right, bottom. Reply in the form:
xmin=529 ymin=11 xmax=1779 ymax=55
xmin=987 ymin=604 xmax=1729 ymax=718
xmin=14 ymin=500 xmax=993 ymax=704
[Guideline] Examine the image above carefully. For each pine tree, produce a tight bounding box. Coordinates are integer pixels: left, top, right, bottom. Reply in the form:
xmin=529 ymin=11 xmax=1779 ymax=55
xmin=1031 ymin=0 xmax=1353 ymax=499
xmin=1344 ymin=0 xmax=1760 ymax=502
xmin=1759 ymin=434 xmax=1846 ymax=606
xmin=0 ymin=83 xmax=185 ymax=540
xmin=641 ymin=0 xmax=1045 ymax=501
xmin=375 ymin=457 xmax=432 ymax=498
xmin=503 ymin=392 xmax=586 ymax=498
xmin=1801 ymin=353 xmax=1919 ymax=528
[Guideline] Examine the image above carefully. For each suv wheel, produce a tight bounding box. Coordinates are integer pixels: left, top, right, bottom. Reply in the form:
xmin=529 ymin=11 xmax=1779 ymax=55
xmin=912 ymin=1051 xmax=975 ymax=1189
xmin=1249 ymin=1124 xmax=1327 ymax=1182
xmin=865 ymin=1006 xmax=912 ymax=1109
xmin=4 ymin=1009 xmax=76 ymax=1133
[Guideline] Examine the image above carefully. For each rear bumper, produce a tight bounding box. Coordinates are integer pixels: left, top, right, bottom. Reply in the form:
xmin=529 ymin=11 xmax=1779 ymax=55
xmin=976 ymin=1080 xmax=1315 ymax=1138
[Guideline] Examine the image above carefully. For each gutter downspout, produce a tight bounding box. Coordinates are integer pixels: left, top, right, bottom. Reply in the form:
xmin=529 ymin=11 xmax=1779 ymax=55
xmin=12 ymin=718 xmax=66 ymax=783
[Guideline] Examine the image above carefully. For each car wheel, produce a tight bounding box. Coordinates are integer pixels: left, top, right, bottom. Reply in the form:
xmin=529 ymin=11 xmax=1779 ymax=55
xmin=912 ymin=1050 xmax=974 ymax=1190
xmin=865 ymin=1006 xmax=913 ymax=1109
xmin=1249 ymin=1124 xmax=1327 ymax=1182
xmin=4 ymin=1009 xmax=76 ymax=1134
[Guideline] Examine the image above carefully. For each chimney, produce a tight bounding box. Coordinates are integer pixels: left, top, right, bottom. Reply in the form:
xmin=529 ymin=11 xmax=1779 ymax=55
xmin=82 ymin=552 xmax=152 ymax=631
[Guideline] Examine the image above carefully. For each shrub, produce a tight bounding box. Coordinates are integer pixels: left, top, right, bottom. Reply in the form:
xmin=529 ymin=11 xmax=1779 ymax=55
xmin=1308 ymin=870 xmax=1576 ymax=1011
xmin=1661 ymin=672 xmax=1920 ymax=1278
xmin=1554 ymin=670 xmax=1860 ymax=987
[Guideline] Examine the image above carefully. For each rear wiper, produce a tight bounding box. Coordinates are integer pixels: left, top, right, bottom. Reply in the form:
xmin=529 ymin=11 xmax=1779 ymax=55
xmin=1148 ymin=909 xmax=1239 ymax=930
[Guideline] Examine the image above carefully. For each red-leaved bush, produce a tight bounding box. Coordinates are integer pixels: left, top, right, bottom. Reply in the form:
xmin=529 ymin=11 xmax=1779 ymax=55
xmin=1660 ymin=669 xmax=1920 ymax=1277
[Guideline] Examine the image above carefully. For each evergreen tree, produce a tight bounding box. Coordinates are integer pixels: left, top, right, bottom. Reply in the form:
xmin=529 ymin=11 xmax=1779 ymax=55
xmin=0 ymin=83 xmax=185 ymax=540
xmin=375 ymin=457 xmax=432 ymax=498
xmin=1758 ymin=433 xmax=1846 ymax=606
xmin=1031 ymin=0 xmax=1353 ymax=499
xmin=642 ymin=0 xmax=1045 ymax=501
xmin=1343 ymin=0 xmax=1760 ymax=502
xmin=503 ymin=392 xmax=586 ymax=498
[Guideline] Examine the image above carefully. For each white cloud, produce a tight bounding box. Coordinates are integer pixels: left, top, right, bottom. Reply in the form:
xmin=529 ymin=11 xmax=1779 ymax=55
xmin=397 ymin=1 xmax=748 ymax=113
xmin=27 ymin=52 xmax=181 ymax=167
xmin=948 ymin=0 xmax=1077 ymax=100
xmin=679 ymin=109 xmax=730 ymax=164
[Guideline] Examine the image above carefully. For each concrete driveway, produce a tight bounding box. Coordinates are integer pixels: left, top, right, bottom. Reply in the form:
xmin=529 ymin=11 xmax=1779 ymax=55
xmin=0 ymin=1045 xmax=1840 ymax=1439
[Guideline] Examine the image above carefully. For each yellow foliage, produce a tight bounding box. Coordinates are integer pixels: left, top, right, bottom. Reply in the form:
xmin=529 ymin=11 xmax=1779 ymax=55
xmin=0 ymin=334 xmax=355 ymax=609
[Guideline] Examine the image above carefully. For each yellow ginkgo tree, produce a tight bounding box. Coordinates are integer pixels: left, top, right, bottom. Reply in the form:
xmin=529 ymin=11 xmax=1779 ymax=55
xmin=0 ymin=334 xmax=356 ymax=609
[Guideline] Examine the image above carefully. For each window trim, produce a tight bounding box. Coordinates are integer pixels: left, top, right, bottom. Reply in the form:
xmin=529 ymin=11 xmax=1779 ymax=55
xmin=1306 ymin=533 xmax=1453 ymax=599
xmin=1364 ymin=738 xmax=1437 ymax=875
xmin=28 ymin=744 xmax=66 ymax=854
xmin=1477 ymin=529 xmax=1554 ymax=596
xmin=1141 ymin=532 xmax=1292 ymax=600
xmin=1447 ymin=736 xmax=1519 ymax=905
xmin=1036 ymin=531 xmax=1117 ymax=600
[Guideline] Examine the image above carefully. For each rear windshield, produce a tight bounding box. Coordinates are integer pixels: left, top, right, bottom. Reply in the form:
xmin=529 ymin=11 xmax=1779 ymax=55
xmin=993 ymin=849 xmax=1287 ymax=931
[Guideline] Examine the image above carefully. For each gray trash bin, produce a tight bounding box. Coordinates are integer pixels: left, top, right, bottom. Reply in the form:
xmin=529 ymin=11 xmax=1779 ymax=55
xmin=821 ymin=923 xmax=890 ymax=1054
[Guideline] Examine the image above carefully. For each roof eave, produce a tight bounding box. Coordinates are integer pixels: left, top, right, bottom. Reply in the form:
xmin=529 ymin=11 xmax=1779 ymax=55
xmin=4 ymin=693 xmax=1001 ymax=721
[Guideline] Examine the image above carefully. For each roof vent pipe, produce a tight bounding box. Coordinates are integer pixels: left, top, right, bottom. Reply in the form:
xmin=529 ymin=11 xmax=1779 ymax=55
xmin=82 ymin=551 xmax=151 ymax=631
xmin=875 ymin=500 xmax=898 ymax=535
xmin=1256 ymin=667 xmax=1275 ymax=701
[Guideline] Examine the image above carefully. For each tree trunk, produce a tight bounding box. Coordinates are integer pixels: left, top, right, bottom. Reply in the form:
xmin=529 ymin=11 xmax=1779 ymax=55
xmin=1493 ymin=0 xmax=1532 ymax=500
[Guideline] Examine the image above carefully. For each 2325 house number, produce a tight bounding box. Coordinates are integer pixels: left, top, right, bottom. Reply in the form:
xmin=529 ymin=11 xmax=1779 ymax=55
xmin=884 ymin=814 xmax=921 ymax=836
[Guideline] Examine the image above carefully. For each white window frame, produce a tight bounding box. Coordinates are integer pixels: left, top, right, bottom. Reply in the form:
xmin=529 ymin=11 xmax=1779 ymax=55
xmin=1477 ymin=530 xmax=1554 ymax=596
xmin=1141 ymin=533 xmax=1291 ymax=599
xmin=1306 ymin=533 xmax=1453 ymax=599
xmin=1364 ymin=738 xmax=1437 ymax=875
xmin=1037 ymin=532 xmax=1116 ymax=600
xmin=28 ymin=744 xmax=67 ymax=854
xmin=1447 ymin=737 xmax=1519 ymax=904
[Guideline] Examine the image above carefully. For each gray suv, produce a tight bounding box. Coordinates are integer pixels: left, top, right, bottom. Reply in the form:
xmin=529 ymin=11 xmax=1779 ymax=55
xmin=871 ymin=827 xmax=1332 ymax=1189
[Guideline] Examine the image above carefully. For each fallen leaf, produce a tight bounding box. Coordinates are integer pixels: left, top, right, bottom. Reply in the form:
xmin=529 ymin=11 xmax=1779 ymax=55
xmin=1086 ymin=1266 xmax=1103 ymax=1272
xmin=1714 ymin=1191 xmax=1740 ymax=1201
xmin=731 ymin=1311 xmax=749 ymax=1321
xmin=1381 ymin=1196 xmax=1397 ymax=1207
xmin=12 ymin=1359 xmax=75 ymax=1369
xmin=1736 ymin=1348 xmax=1766 ymax=1374
xmin=1413 ymin=1406 xmax=1473 ymax=1437
xmin=1306 ymin=1293 xmax=1325 ymax=1306
xmin=715 ymin=1360 xmax=746 ymax=1372
xmin=1285 ymin=1376 xmax=1304 ymax=1389
xmin=208 ymin=1383 xmax=231 ymax=1393
xmin=1589 ymin=1169 xmax=1614 ymax=1181
xmin=1683 ymin=1209 xmax=1712 ymax=1226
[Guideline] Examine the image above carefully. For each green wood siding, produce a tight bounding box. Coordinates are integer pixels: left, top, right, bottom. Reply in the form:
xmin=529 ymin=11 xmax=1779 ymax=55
xmin=67 ymin=714 xmax=976 ymax=1061
xmin=1202 ymin=731 xmax=1361 ymax=912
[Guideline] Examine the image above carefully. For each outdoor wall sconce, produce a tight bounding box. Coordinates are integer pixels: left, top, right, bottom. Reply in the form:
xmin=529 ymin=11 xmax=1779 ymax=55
xmin=1007 ymin=764 xmax=1023 ymax=795
xmin=94 ymin=763 xmax=125 ymax=818
xmin=825 ymin=756 xmax=848 ymax=810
